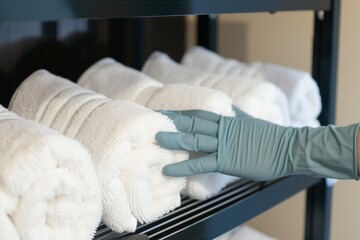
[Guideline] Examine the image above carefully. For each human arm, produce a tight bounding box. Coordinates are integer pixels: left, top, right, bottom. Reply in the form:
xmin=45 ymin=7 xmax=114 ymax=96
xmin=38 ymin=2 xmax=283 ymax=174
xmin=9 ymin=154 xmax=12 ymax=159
xmin=156 ymin=109 xmax=360 ymax=181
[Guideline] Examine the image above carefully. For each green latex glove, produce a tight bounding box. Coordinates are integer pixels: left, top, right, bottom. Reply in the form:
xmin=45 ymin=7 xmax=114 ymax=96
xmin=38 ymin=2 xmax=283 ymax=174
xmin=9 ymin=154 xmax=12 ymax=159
xmin=156 ymin=109 xmax=360 ymax=181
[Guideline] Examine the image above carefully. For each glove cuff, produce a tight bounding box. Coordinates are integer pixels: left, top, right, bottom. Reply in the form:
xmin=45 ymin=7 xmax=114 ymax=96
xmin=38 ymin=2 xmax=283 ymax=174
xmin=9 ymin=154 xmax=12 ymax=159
xmin=289 ymin=123 xmax=360 ymax=180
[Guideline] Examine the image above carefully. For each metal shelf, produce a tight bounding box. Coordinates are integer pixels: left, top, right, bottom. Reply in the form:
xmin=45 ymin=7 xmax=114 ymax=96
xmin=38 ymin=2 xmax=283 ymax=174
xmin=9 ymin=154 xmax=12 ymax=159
xmin=94 ymin=176 xmax=321 ymax=240
xmin=0 ymin=0 xmax=330 ymax=22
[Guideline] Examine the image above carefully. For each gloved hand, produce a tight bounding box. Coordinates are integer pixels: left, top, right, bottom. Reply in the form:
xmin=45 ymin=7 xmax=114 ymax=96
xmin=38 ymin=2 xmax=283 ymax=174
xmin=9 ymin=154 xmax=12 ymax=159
xmin=156 ymin=109 xmax=360 ymax=181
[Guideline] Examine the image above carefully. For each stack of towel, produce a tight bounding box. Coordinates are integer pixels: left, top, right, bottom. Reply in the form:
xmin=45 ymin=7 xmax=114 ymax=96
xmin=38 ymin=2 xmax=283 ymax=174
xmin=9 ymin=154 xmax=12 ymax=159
xmin=182 ymin=46 xmax=321 ymax=127
xmin=142 ymin=51 xmax=291 ymax=126
xmin=9 ymin=70 xmax=187 ymax=233
xmin=0 ymin=105 xmax=102 ymax=240
xmin=78 ymin=58 xmax=238 ymax=200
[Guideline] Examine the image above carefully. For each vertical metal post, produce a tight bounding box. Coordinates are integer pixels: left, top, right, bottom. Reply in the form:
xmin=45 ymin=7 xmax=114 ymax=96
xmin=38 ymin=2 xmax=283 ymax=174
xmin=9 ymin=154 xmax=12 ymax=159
xmin=41 ymin=21 xmax=58 ymax=38
xmin=197 ymin=15 xmax=217 ymax=51
xmin=128 ymin=18 xmax=146 ymax=70
xmin=312 ymin=0 xmax=340 ymax=126
xmin=306 ymin=0 xmax=340 ymax=239
xmin=306 ymin=179 xmax=336 ymax=240
xmin=107 ymin=18 xmax=146 ymax=70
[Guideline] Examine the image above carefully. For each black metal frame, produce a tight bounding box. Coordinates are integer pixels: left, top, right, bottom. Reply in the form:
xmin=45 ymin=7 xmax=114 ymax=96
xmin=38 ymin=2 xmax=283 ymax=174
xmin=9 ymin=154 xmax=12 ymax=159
xmin=0 ymin=0 xmax=340 ymax=239
xmin=0 ymin=0 xmax=331 ymax=22
xmin=95 ymin=177 xmax=323 ymax=240
xmin=312 ymin=0 xmax=340 ymax=126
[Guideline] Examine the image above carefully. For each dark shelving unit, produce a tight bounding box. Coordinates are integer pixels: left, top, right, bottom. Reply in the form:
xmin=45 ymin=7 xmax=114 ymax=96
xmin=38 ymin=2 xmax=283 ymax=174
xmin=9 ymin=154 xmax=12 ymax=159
xmin=0 ymin=0 xmax=340 ymax=239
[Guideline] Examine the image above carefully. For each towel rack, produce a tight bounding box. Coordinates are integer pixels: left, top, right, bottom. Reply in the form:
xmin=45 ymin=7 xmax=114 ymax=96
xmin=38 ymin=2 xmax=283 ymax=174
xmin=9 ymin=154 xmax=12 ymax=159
xmin=0 ymin=0 xmax=340 ymax=239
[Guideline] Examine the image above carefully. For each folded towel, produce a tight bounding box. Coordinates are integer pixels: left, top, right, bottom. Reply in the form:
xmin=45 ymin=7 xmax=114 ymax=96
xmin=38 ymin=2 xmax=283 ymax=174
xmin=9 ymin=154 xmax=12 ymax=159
xmin=182 ymin=46 xmax=321 ymax=127
xmin=142 ymin=52 xmax=291 ymax=126
xmin=9 ymin=70 xmax=187 ymax=232
xmin=79 ymin=58 xmax=238 ymax=200
xmin=0 ymin=106 xmax=102 ymax=240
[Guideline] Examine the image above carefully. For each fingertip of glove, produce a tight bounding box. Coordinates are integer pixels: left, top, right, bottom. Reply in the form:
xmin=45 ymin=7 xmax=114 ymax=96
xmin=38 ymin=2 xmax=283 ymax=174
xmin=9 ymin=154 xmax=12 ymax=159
xmin=162 ymin=165 xmax=178 ymax=177
xmin=155 ymin=131 xmax=171 ymax=146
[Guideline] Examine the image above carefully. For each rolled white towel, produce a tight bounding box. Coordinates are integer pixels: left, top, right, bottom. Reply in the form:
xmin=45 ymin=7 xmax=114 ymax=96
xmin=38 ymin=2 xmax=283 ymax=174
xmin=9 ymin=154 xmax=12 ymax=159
xmin=78 ymin=58 xmax=235 ymax=116
xmin=146 ymin=84 xmax=235 ymax=117
xmin=78 ymin=58 xmax=238 ymax=200
xmin=9 ymin=70 xmax=187 ymax=232
xmin=142 ymin=52 xmax=291 ymax=126
xmin=0 ymin=106 xmax=102 ymax=240
xmin=252 ymin=63 xmax=321 ymax=127
xmin=78 ymin=58 xmax=164 ymax=105
xmin=182 ymin=46 xmax=321 ymax=127
xmin=181 ymin=46 xmax=255 ymax=77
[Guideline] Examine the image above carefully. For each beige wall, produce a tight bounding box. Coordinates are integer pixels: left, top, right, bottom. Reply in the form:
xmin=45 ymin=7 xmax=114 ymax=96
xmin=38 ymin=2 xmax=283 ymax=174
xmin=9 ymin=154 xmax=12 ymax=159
xmin=186 ymin=1 xmax=360 ymax=239
xmin=332 ymin=2 xmax=360 ymax=240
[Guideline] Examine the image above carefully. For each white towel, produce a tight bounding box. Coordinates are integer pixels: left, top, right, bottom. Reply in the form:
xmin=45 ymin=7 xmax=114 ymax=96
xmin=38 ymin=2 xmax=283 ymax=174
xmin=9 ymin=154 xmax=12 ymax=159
xmin=78 ymin=58 xmax=235 ymax=116
xmin=78 ymin=58 xmax=164 ymax=104
xmin=9 ymin=70 xmax=187 ymax=233
xmin=182 ymin=46 xmax=321 ymax=127
xmin=214 ymin=225 xmax=277 ymax=240
xmin=181 ymin=172 xmax=237 ymax=200
xmin=78 ymin=58 xmax=238 ymax=200
xmin=0 ymin=106 xmax=102 ymax=240
xmin=146 ymin=84 xmax=235 ymax=116
xmin=142 ymin=52 xmax=291 ymax=126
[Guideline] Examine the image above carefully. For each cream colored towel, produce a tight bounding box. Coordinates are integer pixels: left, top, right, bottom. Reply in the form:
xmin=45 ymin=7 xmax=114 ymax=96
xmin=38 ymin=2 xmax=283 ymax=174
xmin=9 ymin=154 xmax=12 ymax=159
xmin=182 ymin=46 xmax=321 ymax=127
xmin=9 ymin=70 xmax=187 ymax=233
xmin=78 ymin=58 xmax=238 ymax=200
xmin=0 ymin=106 xmax=102 ymax=240
xmin=142 ymin=52 xmax=291 ymax=126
